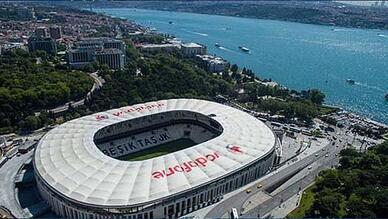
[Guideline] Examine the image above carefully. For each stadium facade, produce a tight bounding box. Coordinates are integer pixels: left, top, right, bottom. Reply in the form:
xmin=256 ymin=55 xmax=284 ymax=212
xmin=33 ymin=99 xmax=280 ymax=219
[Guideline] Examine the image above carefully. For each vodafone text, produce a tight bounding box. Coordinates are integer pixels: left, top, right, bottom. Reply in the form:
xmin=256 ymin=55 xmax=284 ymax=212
xmin=152 ymin=151 xmax=220 ymax=179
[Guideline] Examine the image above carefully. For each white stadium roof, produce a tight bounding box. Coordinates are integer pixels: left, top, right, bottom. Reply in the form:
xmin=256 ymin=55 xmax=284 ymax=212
xmin=34 ymin=99 xmax=275 ymax=207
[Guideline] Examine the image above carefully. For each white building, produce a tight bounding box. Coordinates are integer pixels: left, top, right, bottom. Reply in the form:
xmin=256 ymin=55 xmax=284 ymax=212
xmin=181 ymin=42 xmax=207 ymax=57
xmin=139 ymin=43 xmax=180 ymax=53
xmin=196 ymin=54 xmax=229 ymax=73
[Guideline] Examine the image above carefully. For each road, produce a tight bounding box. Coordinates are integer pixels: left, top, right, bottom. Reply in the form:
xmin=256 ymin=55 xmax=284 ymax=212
xmin=49 ymin=71 xmax=104 ymax=115
xmin=205 ymin=139 xmax=338 ymax=218
xmin=244 ymin=143 xmax=341 ymax=218
xmin=0 ymin=150 xmax=34 ymax=218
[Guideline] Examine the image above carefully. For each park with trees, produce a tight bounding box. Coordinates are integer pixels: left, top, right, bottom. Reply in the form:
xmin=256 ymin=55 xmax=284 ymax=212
xmin=289 ymin=140 xmax=388 ymax=218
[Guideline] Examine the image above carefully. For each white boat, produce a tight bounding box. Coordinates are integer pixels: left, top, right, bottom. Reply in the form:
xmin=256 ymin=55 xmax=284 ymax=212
xmin=239 ymin=46 xmax=250 ymax=52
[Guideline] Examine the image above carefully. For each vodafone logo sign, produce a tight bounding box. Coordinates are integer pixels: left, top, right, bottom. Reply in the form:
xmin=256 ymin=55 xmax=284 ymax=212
xmin=152 ymin=151 xmax=220 ymax=179
xmin=226 ymin=144 xmax=243 ymax=154
xmin=95 ymin=114 xmax=109 ymax=121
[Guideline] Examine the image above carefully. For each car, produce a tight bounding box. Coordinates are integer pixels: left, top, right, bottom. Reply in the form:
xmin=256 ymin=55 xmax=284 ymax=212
xmin=335 ymin=153 xmax=338 ymax=157
xmin=315 ymin=153 xmax=319 ymax=157
xmin=322 ymin=148 xmax=325 ymax=151
xmin=308 ymin=166 xmax=312 ymax=170
xmin=246 ymin=189 xmax=252 ymax=194
xmin=325 ymin=154 xmax=329 ymax=157
xmin=257 ymin=184 xmax=263 ymax=189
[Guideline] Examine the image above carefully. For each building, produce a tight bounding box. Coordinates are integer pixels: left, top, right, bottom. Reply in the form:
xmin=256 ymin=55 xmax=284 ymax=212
xmin=16 ymin=7 xmax=35 ymax=20
xmin=35 ymin=27 xmax=48 ymax=38
xmin=94 ymin=48 xmax=125 ymax=70
xmin=28 ymin=37 xmax=57 ymax=55
xmin=75 ymin=38 xmax=125 ymax=52
xmin=68 ymin=38 xmax=125 ymax=69
xmin=49 ymin=26 xmax=62 ymax=40
xmin=139 ymin=43 xmax=180 ymax=53
xmin=0 ymin=43 xmax=26 ymax=54
xmin=33 ymin=99 xmax=280 ymax=219
xmin=181 ymin=42 xmax=207 ymax=57
xmin=68 ymin=48 xmax=95 ymax=69
xmin=196 ymin=54 xmax=230 ymax=73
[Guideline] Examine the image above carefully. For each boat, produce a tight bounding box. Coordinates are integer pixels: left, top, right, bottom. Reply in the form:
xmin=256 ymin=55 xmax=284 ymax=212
xmin=385 ymin=94 xmax=388 ymax=101
xmin=239 ymin=46 xmax=250 ymax=52
xmin=346 ymin=79 xmax=355 ymax=85
xmin=215 ymin=43 xmax=221 ymax=48
xmin=168 ymin=21 xmax=173 ymax=24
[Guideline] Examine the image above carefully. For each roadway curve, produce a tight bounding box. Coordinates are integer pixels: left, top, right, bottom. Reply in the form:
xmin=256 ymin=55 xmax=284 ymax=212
xmin=49 ymin=72 xmax=105 ymax=115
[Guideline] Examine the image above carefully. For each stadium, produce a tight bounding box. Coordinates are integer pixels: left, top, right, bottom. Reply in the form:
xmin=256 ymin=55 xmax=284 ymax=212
xmin=33 ymin=99 xmax=280 ymax=219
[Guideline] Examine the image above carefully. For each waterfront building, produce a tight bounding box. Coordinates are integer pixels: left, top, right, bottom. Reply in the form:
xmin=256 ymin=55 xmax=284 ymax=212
xmin=28 ymin=36 xmax=57 ymax=55
xmin=139 ymin=43 xmax=180 ymax=53
xmin=181 ymin=42 xmax=207 ymax=57
xmin=196 ymin=54 xmax=229 ymax=73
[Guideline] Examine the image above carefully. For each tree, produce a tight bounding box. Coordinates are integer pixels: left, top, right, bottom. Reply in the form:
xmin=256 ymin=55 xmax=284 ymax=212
xmin=23 ymin=115 xmax=41 ymax=131
xmin=374 ymin=189 xmax=388 ymax=217
xmin=308 ymin=190 xmax=344 ymax=217
xmin=315 ymin=169 xmax=341 ymax=190
xmin=308 ymin=89 xmax=325 ymax=105
xmin=359 ymin=153 xmax=382 ymax=170
xmin=346 ymin=193 xmax=376 ymax=218
xmin=230 ymin=64 xmax=238 ymax=73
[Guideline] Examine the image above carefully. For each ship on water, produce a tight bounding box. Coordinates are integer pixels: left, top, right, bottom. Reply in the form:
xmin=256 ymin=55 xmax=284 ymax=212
xmin=239 ymin=46 xmax=250 ymax=52
xmin=346 ymin=79 xmax=355 ymax=85
xmin=215 ymin=43 xmax=221 ymax=48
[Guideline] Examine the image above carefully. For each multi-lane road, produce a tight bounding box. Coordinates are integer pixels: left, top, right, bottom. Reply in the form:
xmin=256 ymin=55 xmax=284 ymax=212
xmin=205 ymin=136 xmax=345 ymax=218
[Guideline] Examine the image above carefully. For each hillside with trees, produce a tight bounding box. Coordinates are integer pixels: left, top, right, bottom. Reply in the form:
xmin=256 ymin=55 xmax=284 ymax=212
xmin=87 ymin=48 xmax=233 ymax=112
xmin=0 ymin=49 xmax=93 ymax=133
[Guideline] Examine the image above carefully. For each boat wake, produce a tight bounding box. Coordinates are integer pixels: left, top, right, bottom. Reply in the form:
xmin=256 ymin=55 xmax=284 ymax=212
xmin=218 ymin=46 xmax=237 ymax=53
xmin=332 ymin=28 xmax=354 ymax=32
xmin=378 ymin=34 xmax=388 ymax=39
xmin=186 ymin=30 xmax=208 ymax=36
xmin=355 ymin=82 xmax=385 ymax=92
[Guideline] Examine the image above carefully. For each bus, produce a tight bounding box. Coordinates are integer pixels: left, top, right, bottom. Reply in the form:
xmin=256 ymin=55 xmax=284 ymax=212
xmin=230 ymin=208 xmax=239 ymax=219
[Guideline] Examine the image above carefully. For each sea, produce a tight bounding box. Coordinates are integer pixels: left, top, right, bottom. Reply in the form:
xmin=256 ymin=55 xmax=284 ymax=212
xmin=93 ymin=8 xmax=388 ymax=125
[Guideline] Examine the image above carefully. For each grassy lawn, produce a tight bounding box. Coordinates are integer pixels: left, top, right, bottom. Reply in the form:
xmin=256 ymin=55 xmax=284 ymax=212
xmin=287 ymin=184 xmax=316 ymax=218
xmin=118 ymin=138 xmax=196 ymax=161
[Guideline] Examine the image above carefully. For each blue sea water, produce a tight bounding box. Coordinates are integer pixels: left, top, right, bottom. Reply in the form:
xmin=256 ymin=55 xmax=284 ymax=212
xmin=94 ymin=8 xmax=388 ymax=124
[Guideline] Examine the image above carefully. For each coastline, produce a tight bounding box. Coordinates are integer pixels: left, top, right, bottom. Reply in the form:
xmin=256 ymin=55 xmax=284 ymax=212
xmin=94 ymin=9 xmax=388 ymax=127
xmin=77 ymin=1 xmax=388 ymax=30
